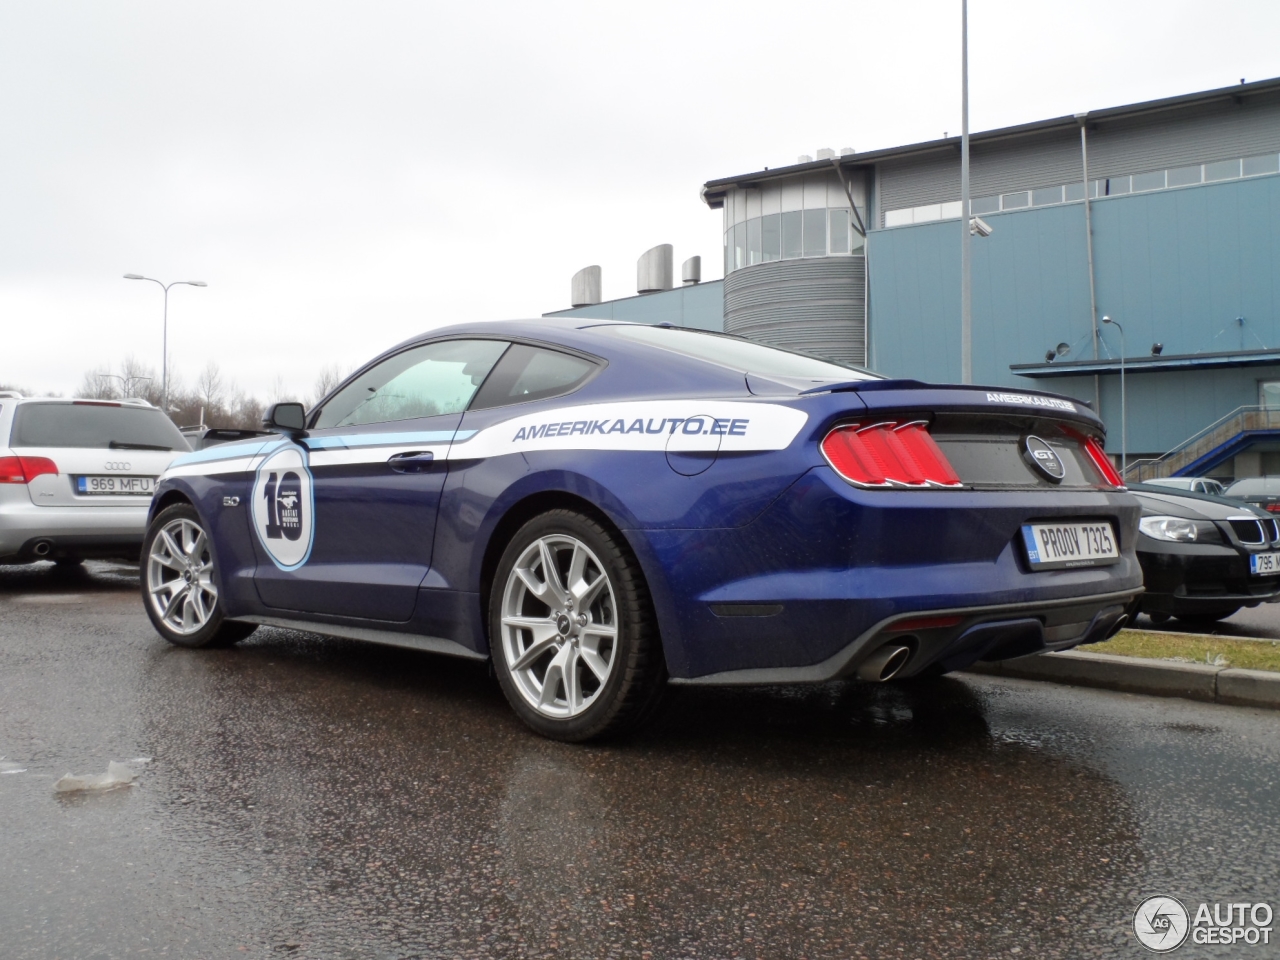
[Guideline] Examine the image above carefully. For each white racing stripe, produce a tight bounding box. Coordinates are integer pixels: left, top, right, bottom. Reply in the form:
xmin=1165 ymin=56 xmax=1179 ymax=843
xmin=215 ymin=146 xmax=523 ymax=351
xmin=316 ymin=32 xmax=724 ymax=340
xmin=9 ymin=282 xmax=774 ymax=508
xmin=160 ymin=400 xmax=809 ymax=479
xmin=449 ymin=400 xmax=808 ymax=459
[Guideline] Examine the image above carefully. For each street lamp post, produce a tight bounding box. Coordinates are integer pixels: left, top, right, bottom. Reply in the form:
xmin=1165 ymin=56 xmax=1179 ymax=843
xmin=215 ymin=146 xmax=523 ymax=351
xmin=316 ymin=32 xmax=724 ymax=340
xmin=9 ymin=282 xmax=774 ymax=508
xmin=1103 ymin=315 xmax=1127 ymax=477
xmin=123 ymin=274 xmax=207 ymax=413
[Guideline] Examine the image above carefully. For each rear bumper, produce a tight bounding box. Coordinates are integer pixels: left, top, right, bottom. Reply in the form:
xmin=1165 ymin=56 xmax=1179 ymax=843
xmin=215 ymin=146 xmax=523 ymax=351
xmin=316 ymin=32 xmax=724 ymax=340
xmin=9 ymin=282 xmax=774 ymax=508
xmin=0 ymin=497 xmax=148 ymax=562
xmin=670 ymin=587 xmax=1141 ymax=686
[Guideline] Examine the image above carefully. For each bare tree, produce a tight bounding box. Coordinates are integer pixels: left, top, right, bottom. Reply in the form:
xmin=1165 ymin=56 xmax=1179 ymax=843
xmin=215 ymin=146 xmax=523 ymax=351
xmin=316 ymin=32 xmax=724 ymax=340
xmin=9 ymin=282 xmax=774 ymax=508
xmin=310 ymin=363 xmax=343 ymax=408
xmin=229 ymin=390 xmax=267 ymax=430
xmin=196 ymin=361 xmax=228 ymax=420
xmin=79 ymin=367 xmax=118 ymax=400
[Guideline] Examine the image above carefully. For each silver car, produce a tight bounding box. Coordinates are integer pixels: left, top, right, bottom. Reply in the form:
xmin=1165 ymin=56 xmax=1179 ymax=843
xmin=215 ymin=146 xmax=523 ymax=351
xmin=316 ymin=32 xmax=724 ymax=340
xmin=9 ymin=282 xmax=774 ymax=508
xmin=1142 ymin=476 xmax=1227 ymax=496
xmin=0 ymin=394 xmax=189 ymax=565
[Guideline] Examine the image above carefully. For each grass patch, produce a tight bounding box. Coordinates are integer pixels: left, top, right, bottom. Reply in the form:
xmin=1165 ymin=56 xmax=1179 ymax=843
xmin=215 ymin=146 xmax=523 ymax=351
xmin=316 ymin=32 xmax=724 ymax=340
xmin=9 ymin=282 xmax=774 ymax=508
xmin=1081 ymin=629 xmax=1280 ymax=673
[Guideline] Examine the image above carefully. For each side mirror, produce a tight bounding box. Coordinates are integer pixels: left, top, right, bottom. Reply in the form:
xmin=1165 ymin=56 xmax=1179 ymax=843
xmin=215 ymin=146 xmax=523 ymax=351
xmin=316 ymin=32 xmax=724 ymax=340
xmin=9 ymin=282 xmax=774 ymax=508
xmin=263 ymin=401 xmax=307 ymax=435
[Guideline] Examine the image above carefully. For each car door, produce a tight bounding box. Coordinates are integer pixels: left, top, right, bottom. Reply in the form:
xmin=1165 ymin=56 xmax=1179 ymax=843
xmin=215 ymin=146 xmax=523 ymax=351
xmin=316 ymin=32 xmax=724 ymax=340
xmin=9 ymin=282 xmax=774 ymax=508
xmin=251 ymin=338 xmax=509 ymax=621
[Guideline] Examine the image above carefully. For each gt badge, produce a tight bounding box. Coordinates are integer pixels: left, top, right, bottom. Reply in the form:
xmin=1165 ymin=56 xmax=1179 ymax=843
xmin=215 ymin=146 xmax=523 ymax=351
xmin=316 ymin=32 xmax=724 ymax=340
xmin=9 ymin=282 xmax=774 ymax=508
xmin=1023 ymin=435 xmax=1066 ymax=483
xmin=251 ymin=444 xmax=315 ymax=569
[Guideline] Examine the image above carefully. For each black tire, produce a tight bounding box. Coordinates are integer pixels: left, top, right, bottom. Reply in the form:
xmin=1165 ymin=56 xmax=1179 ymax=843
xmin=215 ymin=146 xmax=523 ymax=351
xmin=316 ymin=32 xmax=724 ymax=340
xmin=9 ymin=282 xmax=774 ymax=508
xmin=140 ymin=503 xmax=257 ymax=649
xmin=489 ymin=509 xmax=666 ymax=742
xmin=1146 ymin=611 xmax=1172 ymax=625
xmin=1174 ymin=607 xmax=1239 ymax=627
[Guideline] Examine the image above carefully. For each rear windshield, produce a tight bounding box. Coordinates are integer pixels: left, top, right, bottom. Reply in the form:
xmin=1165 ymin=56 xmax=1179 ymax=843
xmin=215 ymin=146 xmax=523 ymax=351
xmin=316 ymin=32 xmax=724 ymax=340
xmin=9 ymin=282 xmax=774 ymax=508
xmin=594 ymin=325 xmax=878 ymax=381
xmin=10 ymin=402 xmax=190 ymax=451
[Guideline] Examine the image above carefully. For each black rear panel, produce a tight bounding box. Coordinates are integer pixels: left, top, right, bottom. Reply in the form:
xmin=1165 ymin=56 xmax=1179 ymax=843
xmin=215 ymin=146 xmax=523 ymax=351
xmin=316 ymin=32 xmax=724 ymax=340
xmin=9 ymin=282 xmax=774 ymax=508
xmin=928 ymin=412 xmax=1108 ymax=490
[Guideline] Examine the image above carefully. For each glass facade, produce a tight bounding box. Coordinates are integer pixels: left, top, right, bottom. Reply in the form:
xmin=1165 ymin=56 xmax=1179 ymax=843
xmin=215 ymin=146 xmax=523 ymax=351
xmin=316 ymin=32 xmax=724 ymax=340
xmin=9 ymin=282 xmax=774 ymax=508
xmin=722 ymin=173 xmax=867 ymax=275
xmin=724 ymin=207 xmax=864 ymax=275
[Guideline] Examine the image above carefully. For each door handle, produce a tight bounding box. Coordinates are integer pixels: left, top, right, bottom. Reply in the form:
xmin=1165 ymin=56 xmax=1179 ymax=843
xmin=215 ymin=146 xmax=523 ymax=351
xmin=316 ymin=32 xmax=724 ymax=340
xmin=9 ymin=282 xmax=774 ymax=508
xmin=387 ymin=451 xmax=435 ymax=473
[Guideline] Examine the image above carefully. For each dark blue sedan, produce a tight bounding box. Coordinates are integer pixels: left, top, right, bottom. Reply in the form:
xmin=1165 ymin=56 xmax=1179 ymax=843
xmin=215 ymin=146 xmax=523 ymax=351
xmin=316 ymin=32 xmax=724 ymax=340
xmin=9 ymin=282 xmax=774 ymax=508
xmin=142 ymin=320 xmax=1142 ymax=740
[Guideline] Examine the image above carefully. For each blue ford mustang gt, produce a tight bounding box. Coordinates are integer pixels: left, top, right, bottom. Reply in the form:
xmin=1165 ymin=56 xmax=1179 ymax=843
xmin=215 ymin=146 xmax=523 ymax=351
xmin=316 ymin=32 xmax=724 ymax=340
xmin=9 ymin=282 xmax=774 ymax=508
xmin=142 ymin=319 xmax=1142 ymax=740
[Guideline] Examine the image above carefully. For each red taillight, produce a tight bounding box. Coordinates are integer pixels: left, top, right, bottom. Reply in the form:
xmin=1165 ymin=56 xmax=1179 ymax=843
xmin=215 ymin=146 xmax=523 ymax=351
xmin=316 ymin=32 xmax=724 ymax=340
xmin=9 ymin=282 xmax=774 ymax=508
xmin=0 ymin=456 xmax=58 ymax=484
xmin=1082 ymin=437 xmax=1125 ymax=487
xmin=1266 ymin=504 xmax=1280 ymax=514
xmin=821 ymin=421 xmax=962 ymax=489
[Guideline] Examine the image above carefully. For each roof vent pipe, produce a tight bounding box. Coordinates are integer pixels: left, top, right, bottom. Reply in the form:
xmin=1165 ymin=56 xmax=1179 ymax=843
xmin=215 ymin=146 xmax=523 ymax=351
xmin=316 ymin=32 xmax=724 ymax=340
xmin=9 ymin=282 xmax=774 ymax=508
xmin=637 ymin=244 xmax=673 ymax=294
xmin=816 ymin=148 xmax=836 ymax=160
xmin=681 ymin=256 xmax=701 ymax=285
xmin=571 ymin=265 xmax=602 ymax=307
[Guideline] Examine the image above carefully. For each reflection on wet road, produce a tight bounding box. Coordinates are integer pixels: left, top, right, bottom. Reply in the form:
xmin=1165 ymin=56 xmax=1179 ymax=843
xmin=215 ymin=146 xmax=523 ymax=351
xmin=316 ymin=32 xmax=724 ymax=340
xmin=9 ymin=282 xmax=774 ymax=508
xmin=2 ymin=562 xmax=1278 ymax=958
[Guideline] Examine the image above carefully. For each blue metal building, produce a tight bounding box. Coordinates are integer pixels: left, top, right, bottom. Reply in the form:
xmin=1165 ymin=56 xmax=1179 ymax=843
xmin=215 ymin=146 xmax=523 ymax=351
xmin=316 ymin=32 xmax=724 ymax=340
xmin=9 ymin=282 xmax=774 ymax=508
xmin=551 ymin=78 xmax=1280 ymax=481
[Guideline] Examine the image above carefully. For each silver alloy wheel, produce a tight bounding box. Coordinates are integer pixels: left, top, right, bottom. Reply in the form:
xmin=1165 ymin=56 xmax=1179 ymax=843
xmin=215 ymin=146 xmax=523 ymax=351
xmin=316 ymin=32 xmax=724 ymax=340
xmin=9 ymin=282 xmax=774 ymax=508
xmin=146 ymin=517 xmax=218 ymax=636
xmin=500 ymin=534 xmax=618 ymax=719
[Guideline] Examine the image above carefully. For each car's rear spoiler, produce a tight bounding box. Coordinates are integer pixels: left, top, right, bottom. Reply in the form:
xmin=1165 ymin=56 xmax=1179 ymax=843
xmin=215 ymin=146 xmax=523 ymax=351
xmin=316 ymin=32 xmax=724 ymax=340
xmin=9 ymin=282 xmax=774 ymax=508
xmin=801 ymin=377 xmax=1095 ymax=411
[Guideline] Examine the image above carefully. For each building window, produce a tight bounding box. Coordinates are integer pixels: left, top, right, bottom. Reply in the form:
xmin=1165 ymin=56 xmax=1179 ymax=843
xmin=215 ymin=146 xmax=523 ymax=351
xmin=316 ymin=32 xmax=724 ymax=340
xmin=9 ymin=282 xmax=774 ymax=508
xmin=1261 ymin=382 xmax=1280 ymax=409
xmin=1167 ymin=165 xmax=1202 ymax=188
xmin=1001 ymin=191 xmax=1030 ymax=209
xmin=747 ymin=218 xmax=762 ymax=266
xmin=1107 ymin=176 xmax=1131 ymax=195
xmin=970 ymin=195 xmax=1000 ymax=215
xmin=1032 ymin=186 xmax=1063 ymax=206
xmin=829 ymin=209 xmax=849 ymax=255
xmin=1132 ymin=170 xmax=1166 ymax=192
xmin=761 ymin=213 xmax=781 ymax=261
xmin=1204 ymin=159 xmax=1241 ymax=182
xmin=1244 ymin=153 xmax=1280 ymax=176
xmin=803 ymin=209 xmax=827 ymax=256
xmin=781 ymin=210 xmax=803 ymax=259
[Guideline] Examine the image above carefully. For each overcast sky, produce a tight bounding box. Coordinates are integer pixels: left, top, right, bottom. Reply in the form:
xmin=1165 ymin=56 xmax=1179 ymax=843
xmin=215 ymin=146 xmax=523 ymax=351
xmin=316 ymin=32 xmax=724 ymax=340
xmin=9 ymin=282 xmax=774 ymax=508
xmin=4 ymin=1 xmax=1279 ymax=402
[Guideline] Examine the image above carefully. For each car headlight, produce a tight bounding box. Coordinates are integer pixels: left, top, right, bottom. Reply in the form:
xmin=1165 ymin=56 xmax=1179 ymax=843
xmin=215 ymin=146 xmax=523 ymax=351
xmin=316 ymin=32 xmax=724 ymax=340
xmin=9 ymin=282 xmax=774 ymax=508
xmin=1139 ymin=516 xmax=1198 ymax=542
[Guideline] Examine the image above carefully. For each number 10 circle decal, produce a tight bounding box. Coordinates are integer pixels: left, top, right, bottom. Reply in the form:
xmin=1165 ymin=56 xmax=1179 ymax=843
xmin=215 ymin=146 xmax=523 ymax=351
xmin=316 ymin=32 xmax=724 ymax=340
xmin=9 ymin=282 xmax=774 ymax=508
xmin=251 ymin=444 xmax=315 ymax=569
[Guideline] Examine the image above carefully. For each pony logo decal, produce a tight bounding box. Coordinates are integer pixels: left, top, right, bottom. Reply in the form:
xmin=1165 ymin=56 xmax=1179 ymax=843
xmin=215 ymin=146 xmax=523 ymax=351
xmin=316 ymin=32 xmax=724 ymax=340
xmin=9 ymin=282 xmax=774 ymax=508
xmin=251 ymin=444 xmax=314 ymax=569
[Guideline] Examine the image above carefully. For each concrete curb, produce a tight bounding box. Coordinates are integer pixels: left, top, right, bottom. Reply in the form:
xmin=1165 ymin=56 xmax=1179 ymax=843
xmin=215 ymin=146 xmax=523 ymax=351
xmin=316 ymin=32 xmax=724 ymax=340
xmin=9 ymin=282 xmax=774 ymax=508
xmin=964 ymin=650 xmax=1280 ymax=710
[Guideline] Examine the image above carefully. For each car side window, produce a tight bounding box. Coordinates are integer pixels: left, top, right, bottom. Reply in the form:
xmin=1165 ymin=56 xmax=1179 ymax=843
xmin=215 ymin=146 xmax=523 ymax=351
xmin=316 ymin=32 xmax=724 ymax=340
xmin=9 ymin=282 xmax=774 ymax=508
xmin=314 ymin=339 xmax=509 ymax=429
xmin=468 ymin=344 xmax=600 ymax=411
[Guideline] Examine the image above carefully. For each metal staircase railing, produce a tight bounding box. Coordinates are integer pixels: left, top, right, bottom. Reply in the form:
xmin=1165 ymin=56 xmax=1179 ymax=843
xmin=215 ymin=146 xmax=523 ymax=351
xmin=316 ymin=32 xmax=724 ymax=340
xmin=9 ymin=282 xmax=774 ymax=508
xmin=1124 ymin=405 xmax=1280 ymax=482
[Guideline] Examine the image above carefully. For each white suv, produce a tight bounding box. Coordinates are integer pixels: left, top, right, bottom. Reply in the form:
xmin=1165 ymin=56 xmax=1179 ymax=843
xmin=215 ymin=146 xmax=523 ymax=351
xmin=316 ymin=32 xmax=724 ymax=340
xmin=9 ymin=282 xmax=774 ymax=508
xmin=0 ymin=393 xmax=190 ymax=565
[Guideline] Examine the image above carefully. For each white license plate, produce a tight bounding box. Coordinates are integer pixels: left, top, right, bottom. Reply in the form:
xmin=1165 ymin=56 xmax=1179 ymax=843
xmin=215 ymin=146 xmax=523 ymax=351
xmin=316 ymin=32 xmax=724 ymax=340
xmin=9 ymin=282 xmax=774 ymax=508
xmin=1251 ymin=552 xmax=1280 ymax=576
xmin=1022 ymin=521 xmax=1119 ymax=570
xmin=76 ymin=475 xmax=155 ymax=496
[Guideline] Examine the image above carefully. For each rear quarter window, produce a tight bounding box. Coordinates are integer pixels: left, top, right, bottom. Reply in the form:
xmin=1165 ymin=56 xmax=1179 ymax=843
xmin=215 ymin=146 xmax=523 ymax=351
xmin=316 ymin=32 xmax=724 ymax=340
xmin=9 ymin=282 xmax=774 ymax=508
xmin=469 ymin=344 xmax=600 ymax=410
xmin=10 ymin=403 xmax=190 ymax=451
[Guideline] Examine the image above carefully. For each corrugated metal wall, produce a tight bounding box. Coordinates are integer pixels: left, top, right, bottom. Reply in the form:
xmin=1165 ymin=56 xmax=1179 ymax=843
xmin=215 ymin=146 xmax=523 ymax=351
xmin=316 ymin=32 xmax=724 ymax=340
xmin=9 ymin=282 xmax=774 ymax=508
xmin=876 ymin=94 xmax=1280 ymax=224
xmin=723 ymin=257 xmax=866 ymax=366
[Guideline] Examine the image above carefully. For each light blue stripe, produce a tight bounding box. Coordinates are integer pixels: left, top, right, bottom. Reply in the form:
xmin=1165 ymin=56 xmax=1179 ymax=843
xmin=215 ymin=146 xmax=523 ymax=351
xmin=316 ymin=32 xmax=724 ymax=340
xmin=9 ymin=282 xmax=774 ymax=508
xmin=303 ymin=429 xmax=476 ymax=450
xmin=169 ymin=438 xmax=283 ymax=468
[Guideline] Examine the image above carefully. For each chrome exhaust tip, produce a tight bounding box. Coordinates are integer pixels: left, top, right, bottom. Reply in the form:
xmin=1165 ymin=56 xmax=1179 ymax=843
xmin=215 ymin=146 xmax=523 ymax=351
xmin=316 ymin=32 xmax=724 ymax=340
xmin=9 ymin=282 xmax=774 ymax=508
xmin=32 ymin=540 xmax=53 ymax=557
xmin=856 ymin=644 xmax=912 ymax=683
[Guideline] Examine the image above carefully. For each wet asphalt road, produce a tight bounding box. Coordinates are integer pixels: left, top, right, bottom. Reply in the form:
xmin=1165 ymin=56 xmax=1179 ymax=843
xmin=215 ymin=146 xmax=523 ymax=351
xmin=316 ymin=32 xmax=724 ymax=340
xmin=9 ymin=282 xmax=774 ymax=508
xmin=3 ymin=563 xmax=1280 ymax=960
